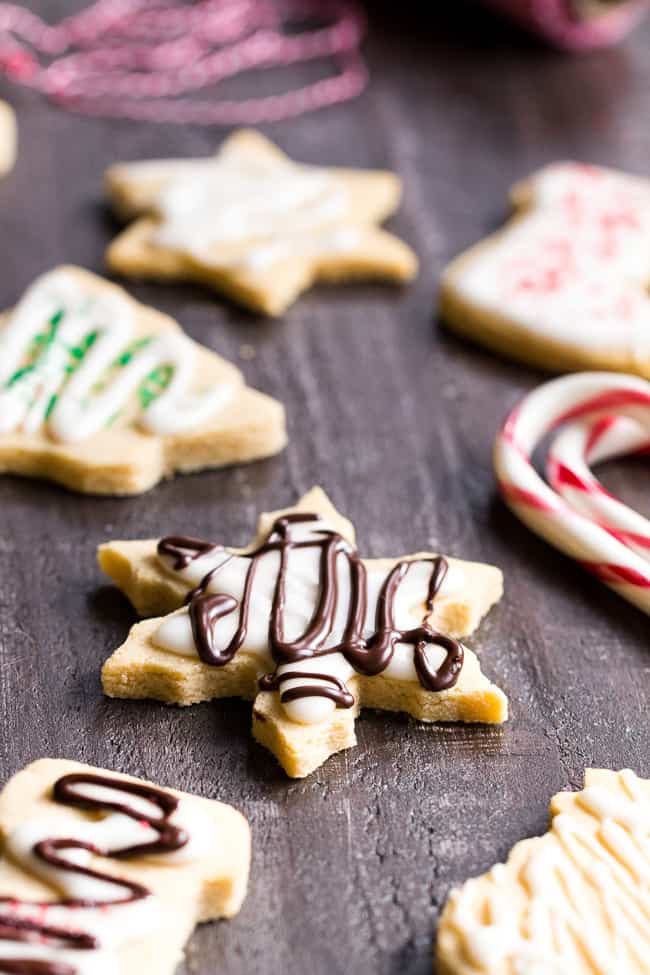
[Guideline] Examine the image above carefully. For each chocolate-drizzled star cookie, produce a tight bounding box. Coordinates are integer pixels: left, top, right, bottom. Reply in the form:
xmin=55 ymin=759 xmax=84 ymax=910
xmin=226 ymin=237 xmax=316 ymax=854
xmin=99 ymin=487 xmax=507 ymax=778
xmin=0 ymin=100 xmax=16 ymax=178
xmin=0 ymin=758 xmax=250 ymax=974
xmin=440 ymin=162 xmax=650 ymax=377
xmin=0 ymin=266 xmax=286 ymax=494
xmin=436 ymin=768 xmax=650 ymax=975
xmin=105 ymin=129 xmax=418 ymax=316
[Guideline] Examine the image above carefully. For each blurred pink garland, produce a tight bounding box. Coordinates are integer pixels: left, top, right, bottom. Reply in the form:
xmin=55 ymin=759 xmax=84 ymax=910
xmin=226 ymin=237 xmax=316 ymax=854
xmin=0 ymin=0 xmax=367 ymax=123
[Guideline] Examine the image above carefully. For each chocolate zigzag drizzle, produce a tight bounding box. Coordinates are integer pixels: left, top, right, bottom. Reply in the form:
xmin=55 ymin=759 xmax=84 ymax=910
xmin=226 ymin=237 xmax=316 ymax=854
xmin=0 ymin=773 xmax=188 ymax=975
xmin=159 ymin=513 xmax=464 ymax=708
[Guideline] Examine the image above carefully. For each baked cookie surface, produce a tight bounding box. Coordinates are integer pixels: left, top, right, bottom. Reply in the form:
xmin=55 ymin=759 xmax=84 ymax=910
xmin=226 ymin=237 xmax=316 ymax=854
xmin=0 ymin=758 xmax=250 ymax=974
xmin=0 ymin=266 xmax=286 ymax=494
xmin=0 ymin=100 xmax=16 ymax=177
xmin=105 ymin=129 xmax=418 ymax=315
xmin=441 ymin=162 xmax=650 ymax=377
xmin=437 ymin=768 xmax=650 ymax=974
xmin=99 ymin=487 xmax=507 ymax=778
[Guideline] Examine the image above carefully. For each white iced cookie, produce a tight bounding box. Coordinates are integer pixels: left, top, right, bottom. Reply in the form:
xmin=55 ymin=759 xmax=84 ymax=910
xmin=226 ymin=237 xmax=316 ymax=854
xmin=0 ymin=100 xmax=16 ymax=178
xmin=436 ymin=768 xmax=650 ymax=975
xmin=99 ymin=486 xmax=507 ymax=779
xmin=0 ymin=266 xmax=286 ymax=494
xmin=440 ymin=162 xmax=650 ymax=377
xmin=105 ymin=128 xmax=418 ymax=315
xmin=0 ymin=758 xmax=250 ymax=975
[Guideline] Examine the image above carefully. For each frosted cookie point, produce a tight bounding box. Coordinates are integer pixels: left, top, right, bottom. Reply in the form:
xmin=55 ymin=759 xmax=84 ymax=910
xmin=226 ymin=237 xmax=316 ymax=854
xmin=0 ymin=758 xmax=250 ymax=974
xmin=100 ymin=488 xmax=507 ymax=778
xmin=441 ymin=161 xmax=650 ymax=377
xmin=0 ymin=266 xmax=286 ymax=494
xmin=105 ymin=128 xmax=418 ymax=315
xmin=436 ymin=768 xmax=650 ymax=975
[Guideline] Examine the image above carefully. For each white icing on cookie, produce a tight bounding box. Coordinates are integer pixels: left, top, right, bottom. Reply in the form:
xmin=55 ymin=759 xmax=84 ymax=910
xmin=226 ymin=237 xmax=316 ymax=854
xmin=153 ymin=518 xmax=466 ymax=726
xmin=448 ymin=769 xmax=650 ymax=974
xmin=0 ymin=268 xmax=234 ymax=443
xmin=151 ymin=143 xmax=361 ymax=272
xmin=452 ymin=162 xmax=650 ymax=358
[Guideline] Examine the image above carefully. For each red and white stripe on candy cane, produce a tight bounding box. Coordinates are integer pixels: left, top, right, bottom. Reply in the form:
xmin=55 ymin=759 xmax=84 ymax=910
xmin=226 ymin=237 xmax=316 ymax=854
xmin=0 ymin=0 xmax=367 ymax=124
xmin=494 ymin=372 xmax=650 ymax=614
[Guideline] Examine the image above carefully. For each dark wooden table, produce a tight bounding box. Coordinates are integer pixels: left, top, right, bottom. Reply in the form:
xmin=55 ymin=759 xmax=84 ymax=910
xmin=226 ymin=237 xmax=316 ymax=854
xmin=1 ymin=4 xmax=648 ymax=973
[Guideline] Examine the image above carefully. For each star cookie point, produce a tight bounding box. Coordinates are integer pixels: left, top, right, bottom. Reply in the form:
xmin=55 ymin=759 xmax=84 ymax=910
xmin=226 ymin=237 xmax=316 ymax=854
xmin=100 ymin=488 xmax=507 ymax=778
xmin=105 ymin=129 xmax=418 ymax=315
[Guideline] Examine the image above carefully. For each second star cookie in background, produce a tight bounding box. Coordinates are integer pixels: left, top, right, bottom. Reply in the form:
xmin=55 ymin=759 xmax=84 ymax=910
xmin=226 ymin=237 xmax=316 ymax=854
xmin=99 ymin=487 xmax=507 ymax=778
xmin=0 ymin=266 xmax=286 ymax=494
xmin=440 ymin=162 xmax=650 ymax=377
xmin=105 ymin=129 xmax=418 ymax=315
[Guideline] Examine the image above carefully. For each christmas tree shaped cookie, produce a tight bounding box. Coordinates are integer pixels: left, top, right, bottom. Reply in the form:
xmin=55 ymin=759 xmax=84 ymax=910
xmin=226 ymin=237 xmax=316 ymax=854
xmin=100 ymin=487 xmax=507 ymax=778
xmin=437 ymin=768 xmax=650 ymax=974
xmin=105 ymin=129 xmax=418 ymax=315
xmin=0 ymin=758 xmax=250 ymax=974
xmin=0 ymin=266 xmax=286 ymax=494
xmin=0 ymin=100 xmax=16 ymax=177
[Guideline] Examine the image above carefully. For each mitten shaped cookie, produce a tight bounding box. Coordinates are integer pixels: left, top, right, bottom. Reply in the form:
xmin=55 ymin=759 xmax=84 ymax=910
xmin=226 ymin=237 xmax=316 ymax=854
xmin=100 ymin=487 xmax=507 ymax=778
xmin=0 ymin=266 xmax=286 ymax=494
xmin=441 ymin=162 xmax=650 ymax=377
xmin=0 ymin=758 xmax=250 ymax=973
xmin=105 ymin=129 xmax=418 ymax=315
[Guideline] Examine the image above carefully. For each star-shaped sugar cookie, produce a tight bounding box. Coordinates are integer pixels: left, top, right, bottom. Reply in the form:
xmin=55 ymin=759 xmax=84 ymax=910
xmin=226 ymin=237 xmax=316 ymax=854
xmin=105 ymin=129 xmax=418 ymax=316
xmin=99 ymin=487 xmax=507 ymax=778
xmin=0 ymin=266 xmax=286 ymax=494
xmin=0 ymin=100 xmax=16 ymax=178
xmin=437 ymin=768 xmax=650 ymax=975
xmin=0 ymin=758 xmax=250 ymax=974
xmin=440 ymin=162 xmax=650 ymax=377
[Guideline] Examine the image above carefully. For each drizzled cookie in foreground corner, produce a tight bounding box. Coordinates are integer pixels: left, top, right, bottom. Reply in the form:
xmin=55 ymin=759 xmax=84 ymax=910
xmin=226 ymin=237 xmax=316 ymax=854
xmin=99 ymin=487 xmax=507 ymax=778
xmin=0 ymin=758 xmax=250 ymax=974
xmin=104 ymin=129 xmax=418 ymax=316
xmin=0 ymin=266 xmax=286 ymax=494
xmin=436 ymin=768 xmax=650 ymax=975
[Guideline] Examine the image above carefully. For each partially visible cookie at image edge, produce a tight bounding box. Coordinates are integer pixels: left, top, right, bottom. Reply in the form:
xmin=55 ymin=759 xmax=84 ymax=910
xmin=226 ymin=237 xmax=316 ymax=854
xmin=440 ymin=162 xmax=650 ymax=377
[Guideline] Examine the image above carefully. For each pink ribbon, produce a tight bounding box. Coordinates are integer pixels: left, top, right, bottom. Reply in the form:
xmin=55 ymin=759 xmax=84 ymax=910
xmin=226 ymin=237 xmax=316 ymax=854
xmin=0 ymin=0 xmax=367 ymax=124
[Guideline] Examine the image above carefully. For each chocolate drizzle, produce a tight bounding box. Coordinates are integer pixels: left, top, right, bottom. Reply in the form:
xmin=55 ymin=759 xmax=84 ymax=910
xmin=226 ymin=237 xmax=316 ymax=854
xmin=158 ymin=513 xmax=465 ymax=709
xmin=0 ymin=773 xmax=188 ymax=975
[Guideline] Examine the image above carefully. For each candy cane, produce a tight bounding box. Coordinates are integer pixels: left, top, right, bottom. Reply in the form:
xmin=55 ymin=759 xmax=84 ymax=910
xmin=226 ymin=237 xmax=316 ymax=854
xmin=0 ymin=0 xmax=367 ymax=125
xmin=494 ymin=372 xmax=650 ymax=614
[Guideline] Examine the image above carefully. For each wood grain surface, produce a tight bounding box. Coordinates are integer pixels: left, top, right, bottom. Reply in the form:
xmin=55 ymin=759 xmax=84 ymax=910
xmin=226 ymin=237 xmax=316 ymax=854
xmin=0 ymin=3 xmax=648 ymax=973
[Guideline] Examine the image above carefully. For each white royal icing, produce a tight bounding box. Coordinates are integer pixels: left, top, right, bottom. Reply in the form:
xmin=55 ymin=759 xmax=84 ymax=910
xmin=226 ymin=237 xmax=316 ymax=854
xmin=153 ymin=517 xmax=466 ymax=726
xmin=0 ymin=776 xmax=212 ymax=975
xmin=453 ymin=162 xmax=650 ymax=358
xmin=0 ymin=268 xmax=234 ymax=443
xmin=149 ymin=143 xmax=362 ymax=272
xmin=451 ymin=769 xmax=650 ymax=974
